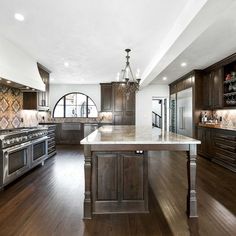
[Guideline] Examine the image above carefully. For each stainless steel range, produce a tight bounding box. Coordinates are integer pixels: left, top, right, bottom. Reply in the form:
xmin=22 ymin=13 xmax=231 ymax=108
xmin=0 ymin=127 xmax=48 ymax=189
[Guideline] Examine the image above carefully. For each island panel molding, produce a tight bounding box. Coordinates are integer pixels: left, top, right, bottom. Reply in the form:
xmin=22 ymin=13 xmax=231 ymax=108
xmin=81 ymin=125 xmax=201 ymax=219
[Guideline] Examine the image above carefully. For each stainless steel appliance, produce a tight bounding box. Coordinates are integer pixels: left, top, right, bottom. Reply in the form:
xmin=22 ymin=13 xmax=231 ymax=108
xmin=176 ymin=88 xmax=193 ymax=137
xmin=0 ymin=127 xmax=48 ymax=189
xmin=170 ymin=88 xmax=193 ymax=137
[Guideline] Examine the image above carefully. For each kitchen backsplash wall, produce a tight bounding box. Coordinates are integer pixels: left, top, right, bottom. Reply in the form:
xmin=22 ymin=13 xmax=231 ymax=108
xmin=215 ymin=109 xmax=236 ymax=127
xmin=0 ymin=85 xmax=22 ymax=129
xmin=0 ymin=85 xmax=51 ymax=129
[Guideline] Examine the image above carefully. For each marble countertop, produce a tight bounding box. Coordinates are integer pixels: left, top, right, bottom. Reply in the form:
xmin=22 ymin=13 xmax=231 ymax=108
xmin=80 ymin=125 xmax=201 ymax=145
xmin=198 ymin=123 xmax=236 ymax=131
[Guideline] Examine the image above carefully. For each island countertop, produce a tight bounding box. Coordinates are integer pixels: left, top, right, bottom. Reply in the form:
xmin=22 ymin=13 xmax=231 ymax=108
xmin=80 ymin=125 xmax=201 ymax=145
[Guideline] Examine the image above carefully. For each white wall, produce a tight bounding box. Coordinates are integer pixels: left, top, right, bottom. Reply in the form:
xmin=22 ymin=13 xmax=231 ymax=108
xmin=50 ymin=83 xmax=169 ymax=127
xmin=49 ymin=84 xmax=100 ymax=112
xmin=136 ymin=84 xmax=169 ymax=127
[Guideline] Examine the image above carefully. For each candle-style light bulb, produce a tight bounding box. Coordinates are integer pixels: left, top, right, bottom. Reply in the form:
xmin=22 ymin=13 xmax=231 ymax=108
xmin=116 ymin=72 xmax=120 ymax=81
xmin=136 ymin=68 xmax=140 ymax=78
xmin=126 ymin=68 xmax=129 ymax=78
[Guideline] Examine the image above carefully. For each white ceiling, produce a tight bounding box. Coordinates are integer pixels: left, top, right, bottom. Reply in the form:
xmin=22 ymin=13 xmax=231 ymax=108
xmin=0 ymin=0 xmax=236 ymax=86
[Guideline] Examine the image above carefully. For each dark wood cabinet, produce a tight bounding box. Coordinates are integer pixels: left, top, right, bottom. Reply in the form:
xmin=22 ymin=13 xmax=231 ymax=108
xmin=92 ymin=151 xmax=148 ymax=213
xmin=55 ymin=123 xmax=83 ymax=145
xmin=37 ymin=64 xmax=50 ymax=110
xmin=213 ymin=129 xmax=236 ymax=172
xmin=100 ymin=82 xmax=135 ymax=125
xmin=169 ymin=74 xmax=193 ymax=95
xmin=112 ymin=83 xmax=135 ymax=125
xmin=23 ymin=92 xmax=37 ymax=110
xmin=100 ymin=83 xmax=112 ymax=112
xmin=212 ymin=68 xmax=223 ymax=108
xmin=197 ymin=126 xmax=236 ymax=172
xmin=197 ymin=127 xmax=213 ymax=159
xmin=23 ymin=64 xmax=50 ymax=110
xmin=202 ymin=68 xmax=223 ymax=109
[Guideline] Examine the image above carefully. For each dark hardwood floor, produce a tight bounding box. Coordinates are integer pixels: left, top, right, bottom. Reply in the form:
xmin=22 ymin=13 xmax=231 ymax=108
xmin=0 ymin=145 xmax=235 ymax=236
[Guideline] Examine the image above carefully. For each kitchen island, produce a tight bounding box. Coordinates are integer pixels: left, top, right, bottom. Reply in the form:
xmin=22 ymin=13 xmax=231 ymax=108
xmin=80 ymin=125 xmax=201 ymax=219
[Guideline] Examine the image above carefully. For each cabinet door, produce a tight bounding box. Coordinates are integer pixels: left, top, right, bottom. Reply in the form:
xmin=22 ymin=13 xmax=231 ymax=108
xmin=92 ymin=151 xmax=148 ymax=214
xmin=121 ymin=153 xmax=144 ymax=200
xmin=95 ymin=153 xmax=119 ymax=201
xmin=113 ymin=84 xmax=124 ymax=112
xmin=125 ymin=92 xmax=135 ymax=112
xmin=212 ymin=67 xmax=223 ymax=108
xmin=101 ymin=84 xmax=112 ymax=111
xmin=23 ymin=92 xmax=37 ymax=109
xmin=38 ymin=66 xmax=50 ymax=108
xmin=202 ymin=72 xmax=213 ymax=109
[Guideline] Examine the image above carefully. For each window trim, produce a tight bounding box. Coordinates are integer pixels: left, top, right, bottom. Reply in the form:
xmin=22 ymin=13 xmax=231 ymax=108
xmin=53 ymin=92 xmax=98 ymax=118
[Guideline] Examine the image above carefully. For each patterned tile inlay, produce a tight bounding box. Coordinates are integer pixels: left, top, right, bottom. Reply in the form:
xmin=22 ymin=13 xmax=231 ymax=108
xmin=0 ymin=98 xmax=9 ymax=112
xmin=0 ymin=117 xmax=9 ymax=129
xmin=12 ymin=116 xmax=20 ymax=128
xmin=0 ymin=85 xmax=23 ymax=129
xmin=12 ymin=100 xmax=20 ymax=113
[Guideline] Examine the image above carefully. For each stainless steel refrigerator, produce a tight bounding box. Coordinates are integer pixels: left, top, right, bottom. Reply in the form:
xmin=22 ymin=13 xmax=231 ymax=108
xmin=170 ymin=87 xmax=193 ymax=137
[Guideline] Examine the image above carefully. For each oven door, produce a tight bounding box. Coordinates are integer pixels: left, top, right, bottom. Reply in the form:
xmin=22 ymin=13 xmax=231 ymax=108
xmin=31 ymin=136 xmax=48 ymax=168
xmin=3 ymin=142 xmax=31 ymax=185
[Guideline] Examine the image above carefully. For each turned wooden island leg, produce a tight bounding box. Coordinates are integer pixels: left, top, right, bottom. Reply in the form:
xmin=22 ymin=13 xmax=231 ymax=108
xmin=187 ymin=144 xmax=198 ymax=218
xmin=83 ymin=145 xmax=92 ymax=219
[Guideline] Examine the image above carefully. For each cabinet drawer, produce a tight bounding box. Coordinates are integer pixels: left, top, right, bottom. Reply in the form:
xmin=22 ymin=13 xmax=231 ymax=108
xmin=214 ymin=133 xmax=236 ymax=141
xmin=214 ymin=138 xmax=236 ymax=152
xmin=215 ymin=148 xmax=236 ymax=163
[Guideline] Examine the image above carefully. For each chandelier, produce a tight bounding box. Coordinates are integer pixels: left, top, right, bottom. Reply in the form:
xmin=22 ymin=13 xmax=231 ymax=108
xmin=117 ymin=49 xmax=141 ymax=98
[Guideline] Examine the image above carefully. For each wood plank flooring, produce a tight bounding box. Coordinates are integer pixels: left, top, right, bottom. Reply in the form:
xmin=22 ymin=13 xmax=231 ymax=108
xmin=0 ymin=145 xmax=235 ymax=236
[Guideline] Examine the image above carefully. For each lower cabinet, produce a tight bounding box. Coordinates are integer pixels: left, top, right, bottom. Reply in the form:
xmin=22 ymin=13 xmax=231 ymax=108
xmin=213 ymin=130 xmax=236 ymax=172
xmin=92 ymin=151 xmax=148 ymax=214
xmin=197 ymin=127 xmax=236 ymax=172
xmin=197 ymin=127 xmax=213 ymax=159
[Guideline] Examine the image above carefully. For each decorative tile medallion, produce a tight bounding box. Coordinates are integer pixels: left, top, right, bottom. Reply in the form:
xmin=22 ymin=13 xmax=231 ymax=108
xmin=11 ymin=88 xmax=21 ymax=96
xmin=12 ymin=100 xmax=20 ymax=113
xmin=0 ymin=85 xmax=9 ymax=94
xmin=0 ymin=117 xmax=9 ymax=129
xmin=0 ymin=98 xmax=9 ymax=112
xmin=12 ymin=116 xmax=20 ymax=128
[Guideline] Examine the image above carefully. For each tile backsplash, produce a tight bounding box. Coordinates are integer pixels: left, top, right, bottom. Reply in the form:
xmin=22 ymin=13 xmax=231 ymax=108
xmin=0 ymin=85 xmax=22 ymax=129
xmin=215 ymin=109 xmax=236 ymax=127
xmin=0 ymin=85 xmax=51 ymax=129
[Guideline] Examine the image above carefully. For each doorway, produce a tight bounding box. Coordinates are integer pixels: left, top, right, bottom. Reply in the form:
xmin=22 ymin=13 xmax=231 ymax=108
xmin=152 ymin=97 xmax=169 ymax=131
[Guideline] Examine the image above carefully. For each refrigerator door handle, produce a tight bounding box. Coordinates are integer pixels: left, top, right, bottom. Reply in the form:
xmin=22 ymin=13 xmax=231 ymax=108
xmin=179 ymin=107 xmax=185 ymax=129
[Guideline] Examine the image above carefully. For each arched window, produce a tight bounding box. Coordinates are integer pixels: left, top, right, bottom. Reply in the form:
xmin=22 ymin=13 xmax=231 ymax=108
xmin=53 ymin=92 xmax=98 ymax=118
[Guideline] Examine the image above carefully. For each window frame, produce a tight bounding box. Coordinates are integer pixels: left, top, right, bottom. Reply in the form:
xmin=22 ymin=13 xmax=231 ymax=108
xmin=53 ymin=92 xmax=98 ymax=118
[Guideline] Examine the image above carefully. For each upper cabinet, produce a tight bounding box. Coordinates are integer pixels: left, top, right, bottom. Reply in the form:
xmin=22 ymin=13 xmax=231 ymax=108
xmin=100 ymin=83 xmax=113 ymax=112
xmin=23 ymin=64 xmax=50 ymax=110
xmin=100 ymin=82 xmax=135 ymax=125
xmin=37 ymin=64 xmax=50 ymax=110
xmin=202 ymin=67 xmax=223 ymax=109
xmin=223 ymin=60 xmax=236 ymax=108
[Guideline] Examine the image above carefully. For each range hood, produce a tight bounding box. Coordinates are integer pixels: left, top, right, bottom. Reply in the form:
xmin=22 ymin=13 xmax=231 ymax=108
xmin=0 ymin=34 xmax=45 ymax=91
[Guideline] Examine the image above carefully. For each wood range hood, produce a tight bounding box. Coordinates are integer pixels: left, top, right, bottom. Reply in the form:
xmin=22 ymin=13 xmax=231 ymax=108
xmin=0 ymin=34 xmax=45 ymax=91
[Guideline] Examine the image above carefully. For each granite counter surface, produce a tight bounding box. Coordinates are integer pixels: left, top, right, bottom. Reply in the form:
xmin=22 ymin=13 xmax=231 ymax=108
xmin=198 ymin=123 xmax=236 ymax=131
xmin=80 ymin=125 xmax=201 ymax=145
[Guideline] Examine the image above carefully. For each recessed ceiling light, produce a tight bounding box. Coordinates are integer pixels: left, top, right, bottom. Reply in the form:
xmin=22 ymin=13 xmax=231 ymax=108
xmin=26 ymin=86 xmax=29 ymax=89
xmin=163 ymin=77 xmax=167 ymax=81
xmin=6 ymin=80 xmax=11 ymax=84
xmin=14 ymin=13 xmax=25 ymax=22
xmin=32 ymin=88 xmax=35 ymax=91
xmin=64 ymin=62 xmax=69 ymax=67
xmin=181 ymin=62 xmax=187 ymax=67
